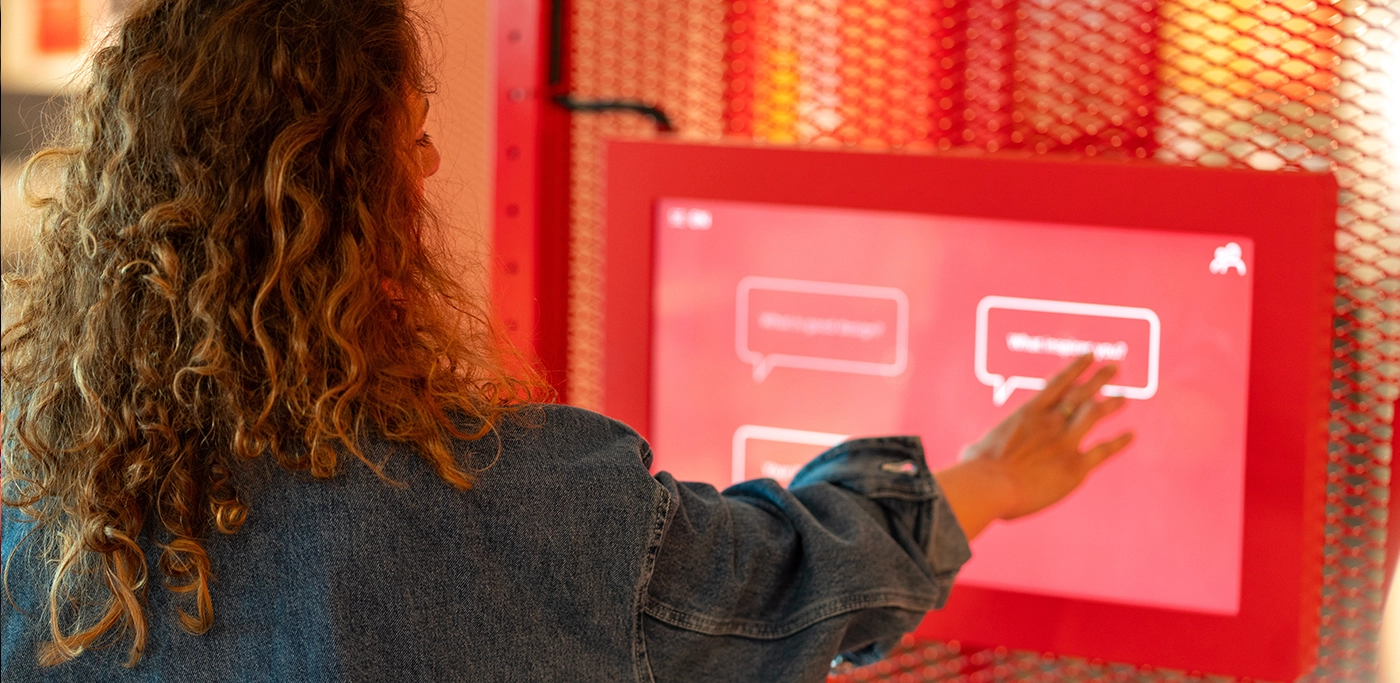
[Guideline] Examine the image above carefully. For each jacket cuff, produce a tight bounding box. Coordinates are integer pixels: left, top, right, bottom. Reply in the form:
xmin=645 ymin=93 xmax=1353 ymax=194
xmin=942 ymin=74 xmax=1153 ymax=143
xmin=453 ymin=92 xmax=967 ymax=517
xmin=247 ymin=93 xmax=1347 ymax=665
xmin=789 ymin=436 xmax=972 ymax=607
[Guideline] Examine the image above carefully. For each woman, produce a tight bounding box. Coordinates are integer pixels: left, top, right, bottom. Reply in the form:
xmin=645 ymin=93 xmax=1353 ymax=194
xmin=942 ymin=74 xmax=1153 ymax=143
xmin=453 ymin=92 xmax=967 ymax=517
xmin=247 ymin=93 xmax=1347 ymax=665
xmin=0 ymin=1 xmax=1132 ymax=680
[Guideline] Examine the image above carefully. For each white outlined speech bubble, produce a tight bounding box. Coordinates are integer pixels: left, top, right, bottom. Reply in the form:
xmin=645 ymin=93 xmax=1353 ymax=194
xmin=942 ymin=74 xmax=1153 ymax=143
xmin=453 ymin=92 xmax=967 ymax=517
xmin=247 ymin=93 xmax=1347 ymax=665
xmin=975 ymin=295 xmax=1161 ymax=406
xmin=732 ymin=425 xmax=848 ymax=485
xmin=736 ymin=276 xmax=909 ymax=382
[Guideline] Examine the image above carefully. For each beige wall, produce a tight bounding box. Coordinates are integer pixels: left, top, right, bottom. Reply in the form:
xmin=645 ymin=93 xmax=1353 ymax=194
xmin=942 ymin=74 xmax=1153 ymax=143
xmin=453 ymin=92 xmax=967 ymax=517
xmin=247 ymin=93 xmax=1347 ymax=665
xmin=1 ymin=1 xmax=495 ymax=277
xmin=418 ymin=0 xmax=495 ymax=291
xmin=0 ymin=0 xmax=110 ymax=94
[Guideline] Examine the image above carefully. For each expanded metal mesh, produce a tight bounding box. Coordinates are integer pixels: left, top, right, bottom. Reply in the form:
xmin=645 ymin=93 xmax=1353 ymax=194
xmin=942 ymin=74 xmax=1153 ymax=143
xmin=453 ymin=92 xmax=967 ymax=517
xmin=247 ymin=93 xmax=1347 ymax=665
xmin=564 ymin=0 xmax=1396 ymax=678
xmin=565 ymin=0 xmax=727 ymax=411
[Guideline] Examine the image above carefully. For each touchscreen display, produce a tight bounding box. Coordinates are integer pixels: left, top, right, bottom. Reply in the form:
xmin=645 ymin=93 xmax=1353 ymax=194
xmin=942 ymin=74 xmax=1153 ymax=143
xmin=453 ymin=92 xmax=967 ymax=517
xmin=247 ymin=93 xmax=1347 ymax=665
xmin=650 ymin=198 xmax=1253 ymax=616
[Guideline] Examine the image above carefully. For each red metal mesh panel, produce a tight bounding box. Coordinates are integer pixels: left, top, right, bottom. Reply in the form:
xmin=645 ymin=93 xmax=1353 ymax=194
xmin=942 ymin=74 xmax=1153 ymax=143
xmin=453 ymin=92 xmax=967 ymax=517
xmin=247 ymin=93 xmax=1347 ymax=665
xmin=1153 ymin=1 xmax=1396 ymax=679
xmin=725 ymin=0 xmax=1161 ymax=155
xmin=1007 ymin=0 xmax=1160 ymax=156
xmin=566 ymin=0 xmax=727 ymax=410
xmin=1150 ymin=1 xmax=1395 ymax=680
xmin=565 ymin=0 xmax=1395 ymax=678
xmin=726 ymin=0 xmax=948 ymax=147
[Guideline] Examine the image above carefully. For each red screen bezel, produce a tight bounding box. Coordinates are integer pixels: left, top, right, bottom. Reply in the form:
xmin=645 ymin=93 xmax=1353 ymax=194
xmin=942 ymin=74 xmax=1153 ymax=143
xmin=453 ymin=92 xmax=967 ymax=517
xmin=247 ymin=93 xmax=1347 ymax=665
xmin=602 ymin=139 xmax=1332 ymax=679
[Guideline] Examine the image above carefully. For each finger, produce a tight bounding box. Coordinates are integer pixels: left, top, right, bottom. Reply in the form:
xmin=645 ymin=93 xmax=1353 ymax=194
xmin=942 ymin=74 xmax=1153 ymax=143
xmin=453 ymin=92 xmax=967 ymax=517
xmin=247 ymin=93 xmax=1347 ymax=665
xmin=1059 ymin=364 xmax=1119 ymax=410
xmin=1082 ymin=431 xmax=1134 ymax=469
xmin=1069 ymin=395 xmax=1128 ymax=439
xmin=1031 ymin=355 xmax=1094 ymax=409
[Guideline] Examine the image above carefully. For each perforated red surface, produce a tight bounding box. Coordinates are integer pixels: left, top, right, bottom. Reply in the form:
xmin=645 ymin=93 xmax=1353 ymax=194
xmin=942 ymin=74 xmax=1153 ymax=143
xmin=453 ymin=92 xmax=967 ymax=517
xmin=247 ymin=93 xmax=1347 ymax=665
xmin=551 ymin=0 xmax=1395 ymax=679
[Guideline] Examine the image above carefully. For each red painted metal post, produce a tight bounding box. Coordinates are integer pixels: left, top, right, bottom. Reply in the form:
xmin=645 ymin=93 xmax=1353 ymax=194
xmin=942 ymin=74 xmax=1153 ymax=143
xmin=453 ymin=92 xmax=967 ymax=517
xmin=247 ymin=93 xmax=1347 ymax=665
xmin=492 ymin=0 xmax=571 ymax=398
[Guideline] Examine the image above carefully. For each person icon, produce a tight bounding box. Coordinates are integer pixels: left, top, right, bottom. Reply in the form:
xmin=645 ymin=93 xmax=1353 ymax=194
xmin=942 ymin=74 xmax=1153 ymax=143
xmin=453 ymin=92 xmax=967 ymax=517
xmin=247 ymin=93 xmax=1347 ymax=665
xmin=1210 ymin=242 xmax=1247 ymax=275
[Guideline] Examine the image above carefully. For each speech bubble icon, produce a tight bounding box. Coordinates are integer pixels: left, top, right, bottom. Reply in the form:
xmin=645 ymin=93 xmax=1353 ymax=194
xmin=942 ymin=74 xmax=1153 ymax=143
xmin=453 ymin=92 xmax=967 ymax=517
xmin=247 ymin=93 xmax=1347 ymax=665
xmin=975 ymin=295 xmax=1160 ymax=406
xmin=731 ymin=425 xmax=848 ymax=485
xmin=736 ymin=276 xmax=909 ymax=382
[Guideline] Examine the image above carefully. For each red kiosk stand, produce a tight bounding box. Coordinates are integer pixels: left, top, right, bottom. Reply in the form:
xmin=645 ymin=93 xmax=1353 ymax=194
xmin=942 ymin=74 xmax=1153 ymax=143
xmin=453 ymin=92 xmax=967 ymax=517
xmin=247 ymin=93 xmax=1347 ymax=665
xmin=600 ymin=140 xmax=1334 ymax=680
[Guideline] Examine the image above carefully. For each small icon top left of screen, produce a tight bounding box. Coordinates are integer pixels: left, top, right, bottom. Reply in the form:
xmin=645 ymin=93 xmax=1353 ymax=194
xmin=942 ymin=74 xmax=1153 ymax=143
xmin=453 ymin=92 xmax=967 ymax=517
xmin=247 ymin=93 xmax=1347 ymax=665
xmin=666 ymin=207 xmax=712 ymax=230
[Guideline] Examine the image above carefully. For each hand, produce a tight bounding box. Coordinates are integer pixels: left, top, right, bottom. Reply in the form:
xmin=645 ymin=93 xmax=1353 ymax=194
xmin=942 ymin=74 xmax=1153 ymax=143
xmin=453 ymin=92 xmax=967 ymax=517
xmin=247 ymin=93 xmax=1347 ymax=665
xmin=933 ymin=355 xmax=1134 ymax=539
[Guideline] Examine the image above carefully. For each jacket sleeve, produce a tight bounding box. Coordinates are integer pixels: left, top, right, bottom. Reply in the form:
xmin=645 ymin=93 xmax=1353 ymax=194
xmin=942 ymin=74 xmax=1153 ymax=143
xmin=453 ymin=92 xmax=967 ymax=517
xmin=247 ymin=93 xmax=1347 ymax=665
xmin=641 ymin=436 xmax=971 ymax=683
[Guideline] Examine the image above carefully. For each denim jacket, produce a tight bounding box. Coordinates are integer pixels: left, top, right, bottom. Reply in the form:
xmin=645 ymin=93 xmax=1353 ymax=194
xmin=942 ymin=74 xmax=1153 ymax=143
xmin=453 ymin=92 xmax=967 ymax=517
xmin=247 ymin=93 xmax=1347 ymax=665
xmin=2 ymin=405 xmax=971 ymax=682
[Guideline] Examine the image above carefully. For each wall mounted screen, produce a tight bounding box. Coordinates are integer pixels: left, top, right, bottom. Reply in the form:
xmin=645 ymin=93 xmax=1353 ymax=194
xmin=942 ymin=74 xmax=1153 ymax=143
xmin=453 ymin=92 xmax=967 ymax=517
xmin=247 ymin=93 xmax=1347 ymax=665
xmin=603 ymin=140 xmax=1333 ymax=679
xmin=650 ymin=199 xmax=1253 ymax=616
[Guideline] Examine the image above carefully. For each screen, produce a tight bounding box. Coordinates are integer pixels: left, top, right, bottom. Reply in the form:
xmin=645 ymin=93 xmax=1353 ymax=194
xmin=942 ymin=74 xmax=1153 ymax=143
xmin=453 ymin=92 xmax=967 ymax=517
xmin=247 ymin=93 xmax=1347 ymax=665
xmin=650 ymin=198 xmax=1254 ymax=616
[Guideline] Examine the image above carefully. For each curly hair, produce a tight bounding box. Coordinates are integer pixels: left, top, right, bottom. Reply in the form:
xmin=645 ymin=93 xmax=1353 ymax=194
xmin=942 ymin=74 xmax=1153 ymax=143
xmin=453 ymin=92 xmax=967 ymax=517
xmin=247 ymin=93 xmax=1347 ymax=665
xmin=1 ymin=0 xmax=541 ymax=667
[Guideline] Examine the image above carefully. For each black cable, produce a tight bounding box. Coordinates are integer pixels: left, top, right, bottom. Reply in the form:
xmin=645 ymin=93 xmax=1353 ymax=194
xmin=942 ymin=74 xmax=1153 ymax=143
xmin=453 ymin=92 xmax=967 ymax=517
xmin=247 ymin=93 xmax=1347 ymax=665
xmin=548 ymin=0 xmax=566 ymax=86
xmin=552 ymin=94 xmax=674 ymax=132
xmin=547 ymin=0 xmax=673 ymax=132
